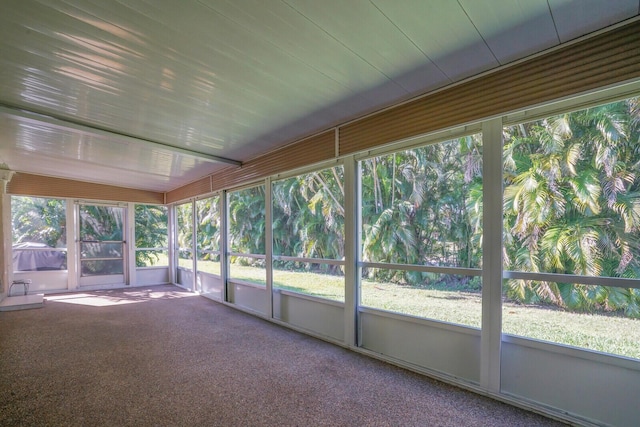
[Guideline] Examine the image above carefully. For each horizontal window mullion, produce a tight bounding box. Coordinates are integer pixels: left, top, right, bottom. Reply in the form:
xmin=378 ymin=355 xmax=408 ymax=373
xmin=81 ymin=257 xmax=123 ymax=262
xmin=13 ymin=248 xmax=67 ymax=252
xmin=360 ymin=261 xmax=481 ymax=277
xmin=273 ymin=255 xmax=344 ymax=266
xmin=504 ymin=271 xmax=640 ymax=289
xmin=228 ymin=252 xmax=266 ymax=259
xmin=136 ymin=247 xmax=168 ymax=251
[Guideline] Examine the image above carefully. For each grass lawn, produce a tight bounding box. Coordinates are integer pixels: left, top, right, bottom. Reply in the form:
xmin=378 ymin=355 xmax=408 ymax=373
xmin=171 ymin=256 xmax=640 ymax=359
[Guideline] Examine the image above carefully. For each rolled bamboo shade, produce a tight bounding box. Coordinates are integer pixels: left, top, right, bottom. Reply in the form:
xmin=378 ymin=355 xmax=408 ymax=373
xmin=8 ymin=173 xmax=164 ymax=204
xmin=210 ymin=130 xmax=335 ymax=192
xmin=339 ymin=19 xmax=640 ymax=155
xmin=165 ymin=176 xmax=212 ymax=204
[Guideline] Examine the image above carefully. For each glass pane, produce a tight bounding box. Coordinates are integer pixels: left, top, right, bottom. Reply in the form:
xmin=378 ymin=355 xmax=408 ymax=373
xmin=196 ymin=196 xmax=220 ymax=253
xmin=81 ymin=259 xmax=123 ymax=276
xmin=361 ymin=135 xmax=483 ymax=269
xmin=136 ymin=250 xmax=168 ymax=267
xmin=11 ymin=196 xmax=67 ymax=271
xmin=273 ymin=261 xmax=344 ymax=302
xmin=228 ymin=256 xmax=266 ymax=286
xmin=502 ymin=97 xmax=640 ymax=357
xmin=81 ymin=242 xmax=123 ymax=259
xmin=197 ymin=250 xmax=221 ymax=276
xmin=11 ymin=196 xmax=66 ymax=247
xmin=178 ymin=249 xmax=193 ymax=271
xmin=228 ymin=186 xmax=265 ymax=254
xmin=176 ymin=202 xmax=193 ymax=270
xmin=272 ymin=166 xmax=344 ymax=259
xmin=80 ymin=205 xmax=124 ymax=242
xmin=503 ymin=281 xmax=640 ymax=359
xmin=135 ymin=205 xmax=167 ymax=249
xmin=360 ymin=268 xmax=482 ymax=328
xmin=503 ymin=97 xmax=640 ymax=280
xmin=358 ymin=134 xmax=483 ymax=327
xmin=12 ymin=248 xmax=67 ymax=271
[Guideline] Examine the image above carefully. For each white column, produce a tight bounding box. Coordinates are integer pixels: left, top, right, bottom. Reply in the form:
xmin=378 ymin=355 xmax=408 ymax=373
xmin=191 ymin=200 xmax=197 ymax=292
xmin=480 ymin=118 xmax=504 ymax=393
xmin=0 ymin=167 xmax=15 ymax=299
xmin=265 ymin=178 xmax=273 ymax=318
xmin=167 ymin=204 xmax=176 ymax=285
xmin=127 ymin=202 xmax=137 ymax=286
xmin=66 ymin=200 xmax=78 ymax=290
xmin=220 ymin=191 xmax=229 ymax=302
xmin=343 ymin=156 xmax=359 ymax=348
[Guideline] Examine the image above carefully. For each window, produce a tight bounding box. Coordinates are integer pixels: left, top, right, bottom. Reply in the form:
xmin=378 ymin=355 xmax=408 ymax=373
xmin=176 ymin=202 xmax=193 ymax=270
xmin=228 ymin=185 xmax=266 ymax=285
xmin=196 ymin=195 xmax=221 ymax=276
xmin=272 ymin=166 xmax=345 ymax=301
xmin=359 ymin=134 xmax=483 ymax=327
xmin=135 ymin=204 xmax=168 ymax=267
xmin=502 ymin=96 xmax=640 ymax=359
xmin=79 ymin=204 xmax=125 ymax=276
xmin=11 ymin=196 xmax=67 ymax=271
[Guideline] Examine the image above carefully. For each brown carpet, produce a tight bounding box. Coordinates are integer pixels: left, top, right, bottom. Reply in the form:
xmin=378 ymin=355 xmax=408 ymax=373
xmin=0 ymin=285 xmax=566 ymax=426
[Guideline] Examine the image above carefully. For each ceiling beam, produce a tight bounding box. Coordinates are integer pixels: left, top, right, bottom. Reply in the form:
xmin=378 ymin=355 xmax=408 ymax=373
xmin=0 ymin=103 xmax=242 ymax=167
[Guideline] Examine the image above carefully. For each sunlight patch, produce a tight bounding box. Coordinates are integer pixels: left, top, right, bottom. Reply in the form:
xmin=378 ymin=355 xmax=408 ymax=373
xmin=46 ymin=288 xmax=196 ymax=307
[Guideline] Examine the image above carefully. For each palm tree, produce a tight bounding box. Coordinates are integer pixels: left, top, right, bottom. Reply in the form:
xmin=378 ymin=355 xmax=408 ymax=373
xmin=228 ymin=185 xmax=266 ymax=258
xmin=196 ymin=196 xmax=220 ymax=262
xmin=361 ymin=135 xmax=482 ymax=285
xmin=272 ymin=166 xmax=345 ymax=274
xmin=11 ymin=196 xmax=66 ymax=247
xmin=503 ymin=97 xmax=640 ymax=316
xmin=176 ymin=202 xmax=194 ymax=263
xmin=135 ymin=204 xmax=167 ymax=267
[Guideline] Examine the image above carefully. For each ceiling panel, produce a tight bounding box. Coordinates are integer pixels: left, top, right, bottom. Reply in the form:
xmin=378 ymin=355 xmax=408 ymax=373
xmin=459 ymin=0 xmax=559 ymax=64
xmin=371 ymin=0 xmax=499 ymax=80
xmin=0 ymin=0 xmax=638 ymax=193
xmin=281 ymin=0 xmax=450 ymax=95
xmin=549 ymin=0 xmax=639 ymax=42
xmin=0 ymin=113 xmax=219 ymax=192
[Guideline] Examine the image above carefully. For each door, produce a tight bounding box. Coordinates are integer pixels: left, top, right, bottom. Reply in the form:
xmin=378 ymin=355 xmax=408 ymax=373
xmin=78 ymin=203 xmax=127 ymax=287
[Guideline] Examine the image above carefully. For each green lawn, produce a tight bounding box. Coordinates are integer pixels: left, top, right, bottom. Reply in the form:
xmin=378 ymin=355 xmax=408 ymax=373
xmin=171 ymin=257 xmax=640 ymax=359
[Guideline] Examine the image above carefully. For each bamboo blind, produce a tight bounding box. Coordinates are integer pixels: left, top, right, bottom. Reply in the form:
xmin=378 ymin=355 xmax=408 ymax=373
xmin=165 ymin=176 xmax=212 ymax=204
xmin=209 ymin=130 xmax=335 ymax=192
xmin=8 ymin=173 xmax=164 ymax=204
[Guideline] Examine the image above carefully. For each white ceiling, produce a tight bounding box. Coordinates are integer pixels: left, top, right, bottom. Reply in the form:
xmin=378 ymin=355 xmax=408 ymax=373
xmin=1 ymin=0 xmax=639 ymax=192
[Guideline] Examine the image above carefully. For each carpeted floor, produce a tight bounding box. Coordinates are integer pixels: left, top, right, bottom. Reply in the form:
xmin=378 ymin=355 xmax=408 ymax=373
xmin=0 ymin=285 xmax=566 ymax=426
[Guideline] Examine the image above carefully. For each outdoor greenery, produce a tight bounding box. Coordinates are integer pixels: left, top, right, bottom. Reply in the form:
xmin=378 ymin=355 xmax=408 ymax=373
xmin=272 ymin=168 xmax=344 ymax=276
xmin=503 ymin=98 xmax=640 ymax=316
xmin=361 ymin=135 xmax=482 ymax=285
xmin=135 ymin=204 xmax=168 ymax=267
xmin=78 ymin=205 xmax=125 ymax=275
xmin=11 ymin=196 xmax=66 ymax=247
xmin=196 ymin=196 xmax=220 ymax=263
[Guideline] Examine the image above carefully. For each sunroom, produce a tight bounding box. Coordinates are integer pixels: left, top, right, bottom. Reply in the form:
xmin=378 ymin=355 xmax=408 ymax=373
xmin=1 ymin=2 xmax=640 ymax=426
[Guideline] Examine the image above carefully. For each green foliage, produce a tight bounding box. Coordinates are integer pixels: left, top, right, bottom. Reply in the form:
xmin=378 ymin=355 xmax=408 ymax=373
xmin=11 ymin=197 xmax=66 ymax=247
xmin=79 ymin=205 xmax=125 ymax=275
xmin=135 ymin=204 xmax=168 ymax=267
xmin=503 ymin=97 xmax=640 ymax=316
xmin=271 ymin=167 xmax=345 ymax=275
xmin=228 ymin=185 xmax=266 ymax=262
xmin=360 ymin=135 xmax=483 ymax=285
